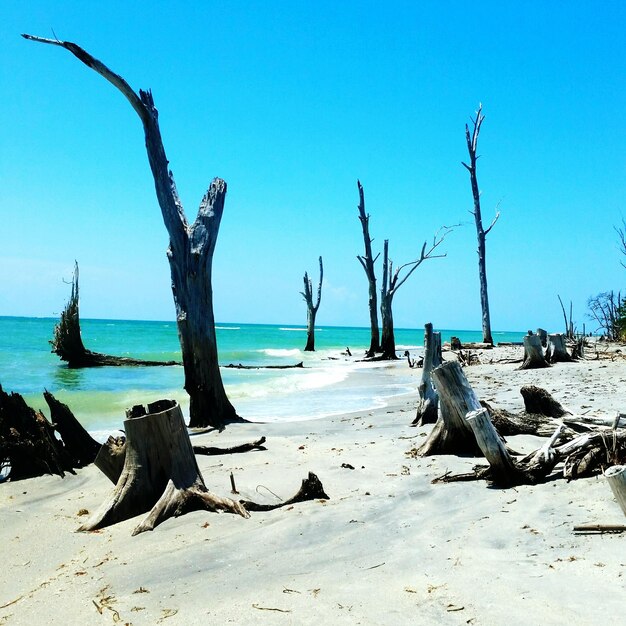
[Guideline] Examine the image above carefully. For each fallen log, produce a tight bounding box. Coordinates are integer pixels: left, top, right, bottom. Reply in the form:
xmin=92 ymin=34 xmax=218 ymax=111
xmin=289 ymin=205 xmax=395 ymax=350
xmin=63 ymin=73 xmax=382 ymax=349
xmin=573 ymin=524 xmax=626 ymax=534
xmin=44 ymin=390 xmax=100 ymax=467
xmin=240 ymin=472 xmax=329 ymax=512
xmin=413 ymin=323 xmax=441 ymax=426
xmin=52 ymin=263 xmax=179 ymax=368
xmin=193 ymin=437 xmax=267 ymax=456
xmin=79 ymin=400 xmax=248 ymax=535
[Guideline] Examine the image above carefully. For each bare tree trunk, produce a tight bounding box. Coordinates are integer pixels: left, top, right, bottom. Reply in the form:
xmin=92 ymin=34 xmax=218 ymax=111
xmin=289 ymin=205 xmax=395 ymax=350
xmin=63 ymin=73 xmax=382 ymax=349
xmin=356 ymin=181 xmax=381 ymax=356
xmin=24 ymin=35 xmax=241 ymax=430
xmin=379 ymin=240 xmax=397 ymax=359
xmin=301 ymin=257 xmax=323 ymax=352
xmin=413 ymin=323 xmax=441 ymax=426
xmin=79 ymin=400 xmax=248 ymax=535
xmin=462 ymin=105 xmax=498 ymax=345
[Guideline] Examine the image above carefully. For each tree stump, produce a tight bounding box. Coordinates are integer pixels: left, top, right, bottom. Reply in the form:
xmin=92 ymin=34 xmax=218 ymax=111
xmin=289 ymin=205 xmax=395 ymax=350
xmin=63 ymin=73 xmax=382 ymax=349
xmin=520 ymin=385 xmax=569 ymax=418
xmin=536 ymin=328 xmax=548 ymax=347
xmin=413 ymin=323 xmax=442 ymax=426
xmin=547 ymin=333 xmax=572 ymax=363
xmin=519 ymin=334 xmax=549 ymax=369
xmin=418 ymin=361 xmax=483 ymax=456
xmin=605 ymin=465 xmax=626 ymax=517
xmin=79 ymin=400 xmax=248 ymax=535
xmin=450 ymin=336 xmax=462 ymax=350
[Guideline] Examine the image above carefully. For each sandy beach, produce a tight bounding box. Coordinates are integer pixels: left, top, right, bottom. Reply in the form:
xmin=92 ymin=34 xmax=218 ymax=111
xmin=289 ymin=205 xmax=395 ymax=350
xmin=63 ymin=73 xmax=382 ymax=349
xmin=1 ymin=347 xmax=625 ymax=625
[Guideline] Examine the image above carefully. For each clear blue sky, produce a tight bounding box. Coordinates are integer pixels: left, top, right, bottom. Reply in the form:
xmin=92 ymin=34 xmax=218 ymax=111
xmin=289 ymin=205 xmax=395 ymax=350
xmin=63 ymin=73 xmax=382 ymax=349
xmin=2 ymin=1 xmax=626 ymax=333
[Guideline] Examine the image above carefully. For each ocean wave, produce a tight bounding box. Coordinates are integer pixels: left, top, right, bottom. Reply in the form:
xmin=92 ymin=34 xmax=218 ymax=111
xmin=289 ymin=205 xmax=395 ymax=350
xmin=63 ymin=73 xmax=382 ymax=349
xmin=260 ymin=348 xmax=302 ymax=357
xmin=279 ymin=327 xmax=307 ymax=332
xmin=216 ymin=326 xmax=241 ymax=330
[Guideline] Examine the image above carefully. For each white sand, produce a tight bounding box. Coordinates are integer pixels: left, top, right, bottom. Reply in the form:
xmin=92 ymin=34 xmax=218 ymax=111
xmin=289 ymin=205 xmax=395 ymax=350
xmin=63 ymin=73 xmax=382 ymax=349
xmin=1 ymin=348 xmax=625 ymax=625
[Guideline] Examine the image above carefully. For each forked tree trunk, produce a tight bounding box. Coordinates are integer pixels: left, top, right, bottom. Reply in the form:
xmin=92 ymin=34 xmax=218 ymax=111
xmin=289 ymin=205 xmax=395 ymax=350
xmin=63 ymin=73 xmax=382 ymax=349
xmin=301 ymin=257 xmax=323 ymax=352
xmin=413 ymin=323 xmax=442 ymax=426
xmin=418 ymin=361 xmax=483 ymax=456
xmin=380 ymin=240 xmax=397 ymax=359
xmin=519 ymin=334 xmax=550 ymax=370
xmin=547 ymin=333 xmax=572 ymax=363
xmin=51 ymin=262 xmax=179 ymax=368
xmin=79 ymin=400 xmax=248 ymax=535
xmin=24 ymin=35 xmax=240 ymax=430
xmin=356 ymin=181 xmax=381 ymax=356
xmin=605 ymin=465 xmax=626 ymax=517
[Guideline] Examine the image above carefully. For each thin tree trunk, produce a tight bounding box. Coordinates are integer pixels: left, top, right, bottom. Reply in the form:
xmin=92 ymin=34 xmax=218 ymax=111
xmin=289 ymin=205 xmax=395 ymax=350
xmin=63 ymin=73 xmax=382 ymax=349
xmin=356 ymin=181 xmax=381 ymax=356
xmin=463 ymin=105 xmax=496 ymax=345
xmin=24 ymin=35 xmax=240 ymax=430
xmin=379 ymin=240 xmax=397 ymax=359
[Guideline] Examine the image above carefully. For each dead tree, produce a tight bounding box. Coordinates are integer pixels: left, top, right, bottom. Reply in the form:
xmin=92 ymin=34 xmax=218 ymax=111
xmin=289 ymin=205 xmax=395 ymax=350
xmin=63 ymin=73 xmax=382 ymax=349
xmin=301 ymin=256 xmax=323 ymax=351
xmin=79 ymin=400 xmax=248 ymax=535
xmin=418 ymin=361 xmax=484 ymax=456
xmin=380 ymin=229 xmax=453 ymax=359
xmin=51 ymin=262 xmax=179 ymax=368
xmin=462 ymin=104 xmax=499 ymax=345
xmin=557 ymin=295 xmax=575 ymax=339
xmin=356 ymin=181 xmax=381 ymax=356
xmin=413 ymin=322 xmax=442 ymax=426
xmin=25 ymin=35 xmax=242 ymax=430
xmin=519 ymin=334 xmax=550 ymax=369
xmin=605 ymin=465 xmax=626 ymax=516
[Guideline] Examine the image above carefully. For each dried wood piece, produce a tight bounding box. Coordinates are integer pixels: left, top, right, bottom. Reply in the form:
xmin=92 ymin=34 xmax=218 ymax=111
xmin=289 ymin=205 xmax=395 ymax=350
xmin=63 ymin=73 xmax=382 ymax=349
xmin=94 ymin=436 xmax=126 ymax=484
xmin=573 ymin=524 xmax=626 ymax=534
xmin=605 ymin=465 xmax=626 ymax=516
xmin=413 ymin=323 xmax=441 ymax=426
xmin=79 ymin=400 xmax=248 ymax=535
xmin=418 ymin=361 xmax=483 ymax=456
xmin=519 ymin=334 xmax=549 ymax=370
xmin=536 ymin=328 xmax=548 ymax=347
xmin=240 ymin=472 xmax=329 ymax=512
xmin=224 ymin=363 xmax=303 ymax=369
xmin=51 ymin=263 xmax=179 ymax=368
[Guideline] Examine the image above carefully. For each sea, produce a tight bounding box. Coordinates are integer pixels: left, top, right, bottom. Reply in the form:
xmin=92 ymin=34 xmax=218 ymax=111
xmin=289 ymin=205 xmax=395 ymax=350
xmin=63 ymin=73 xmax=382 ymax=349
xmin=0 ymin=316 xmax=525 ymax=440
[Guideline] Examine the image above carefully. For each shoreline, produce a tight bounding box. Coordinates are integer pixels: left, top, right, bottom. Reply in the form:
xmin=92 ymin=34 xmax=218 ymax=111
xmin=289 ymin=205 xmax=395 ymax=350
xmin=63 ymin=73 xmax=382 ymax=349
xmin=1 ymin=348 xmax=625 ymax=625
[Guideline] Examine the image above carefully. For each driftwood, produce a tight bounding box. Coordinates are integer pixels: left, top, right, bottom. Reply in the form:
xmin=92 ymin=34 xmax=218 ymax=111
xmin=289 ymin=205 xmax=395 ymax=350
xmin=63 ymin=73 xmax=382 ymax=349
xmin=240 ymin=472 xmax=329 ymax=512
xmin=481 ymin=401 xmax=556 ymax=437
xmin=193 ymin=437 xmax=267 ymax=457
xmin=51 ymin=263 xmax=179 ymax=368
xmin=536 ymin=328 xmax=548 ymax=347
xmin=418 ymin=361 xmax=483 ymax=456
xmin=413 ymin=323 xmax=441 ymax=426
xmin=80 ymin=400 xmax=248 ymax=535
xmin=605 ymin=465 xmax=626 ymax=516
xmin=224 ymin=362 xmax=303 ymax=370
xmin=519 ymin=334 xmax=549 ymax=369
xmin=573 ymin=524 xmax=626 ymax=534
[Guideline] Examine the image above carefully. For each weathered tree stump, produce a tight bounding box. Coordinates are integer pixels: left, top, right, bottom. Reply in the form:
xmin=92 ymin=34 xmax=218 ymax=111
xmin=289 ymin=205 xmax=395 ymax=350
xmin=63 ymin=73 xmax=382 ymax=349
xmin=519 ymin=334 xmax=550 ymax=370
xmin=418 ymin=361 xmax=483 ymax=456
xmin=44 ymin=390 xmax=100 ymax=466
xmin=413 ymin=323 xmax=442 ymax=426
xmin=547 ymin=333 xmax=572 ymax=364
xmin=605 ymin=465 xmax=626 ymax=517
xmin=79 ymin=400 xmax=248 ymax=535
xmin=240 ymin=472 xmax=329 ymax=512
xmin=94 ymin=435 xmax=127 ymax=484
xmin=450 ymin=336 xmax=462 ymax=350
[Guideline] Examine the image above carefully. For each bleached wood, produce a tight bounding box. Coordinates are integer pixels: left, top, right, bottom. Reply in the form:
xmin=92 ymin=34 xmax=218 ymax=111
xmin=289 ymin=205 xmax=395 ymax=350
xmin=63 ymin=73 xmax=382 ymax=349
xmin=414 ymin=323 xmax=441 ymax=425
xmin=605 ymin=465 xmax=626 ymax=517
xmin=519 ymin=334 xmax=549 ymax=369
xmin=547 ymin=333 xmax=572 ymax=363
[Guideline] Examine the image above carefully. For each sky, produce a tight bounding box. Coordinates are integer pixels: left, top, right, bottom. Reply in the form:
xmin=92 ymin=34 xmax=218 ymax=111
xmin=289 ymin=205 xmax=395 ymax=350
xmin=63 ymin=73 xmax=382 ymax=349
xmin=2 ymin=1 xmax=626 ymax=333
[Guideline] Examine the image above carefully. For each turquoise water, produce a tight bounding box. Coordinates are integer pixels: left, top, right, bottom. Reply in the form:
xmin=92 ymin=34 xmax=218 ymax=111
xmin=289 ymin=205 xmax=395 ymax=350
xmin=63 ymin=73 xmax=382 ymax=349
xmin=0 ymin=316 xmax=525 ymax=437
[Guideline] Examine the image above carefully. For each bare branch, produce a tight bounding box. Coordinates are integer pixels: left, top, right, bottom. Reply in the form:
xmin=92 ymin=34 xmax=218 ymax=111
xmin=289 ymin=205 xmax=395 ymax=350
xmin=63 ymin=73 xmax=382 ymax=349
xmin=484 ymin=202 xmax=501 ymax=237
